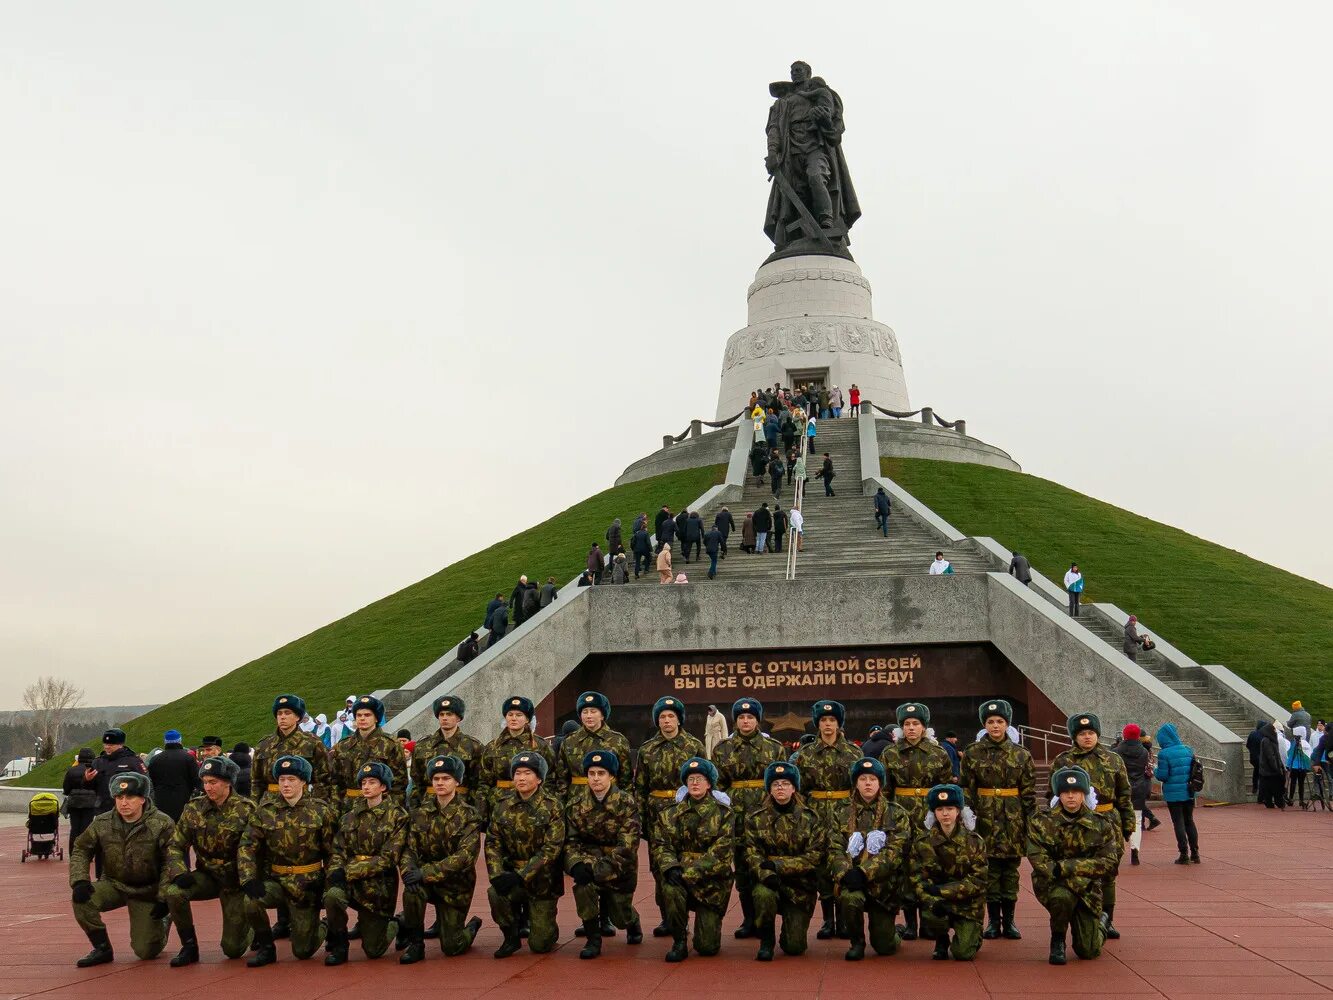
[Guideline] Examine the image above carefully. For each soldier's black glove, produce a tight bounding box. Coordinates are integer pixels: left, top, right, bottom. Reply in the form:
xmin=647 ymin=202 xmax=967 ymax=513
xmin=760 ymin=860 xmax=776 ymax=872
xmin=665 ymin=866 xmax=686 ymax=888
xmin=71 ymin=880 xmax=94 ymax=904
xmin=327 ymin=869 xmax=347 ymax=889
xmin=761 ymin=871 xmax=781 ymax=891
xmin=150 ymin=901 xmax=169 ymax=921
xmin=492 ymin=871 xmax=523 ymax=894
xmin=242 ymin=879 xmax=265 ymax=901
xmin=173 ymin=873 xmax=196 ymax=891
xmin=401 ymin=866 xmax=423 ymax=887
xmin=570 ymin=862 xmax=594 ymax=886
xmin=841 ymin=868 xmax=867 ymax=892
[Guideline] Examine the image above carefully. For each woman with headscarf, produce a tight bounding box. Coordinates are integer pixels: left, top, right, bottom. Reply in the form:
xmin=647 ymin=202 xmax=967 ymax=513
xmin=1110 ymin=725 xmax=1151 ymax=865
xmin=740 ymin=512 xmax=756 ymax=554
xmin=313 ymin=714 xmax=332 ymax=749
xmin=657 ymin=542 xmax=673 ymax=584
xmin=1256 ymin=723 xmax=1285 ymax=809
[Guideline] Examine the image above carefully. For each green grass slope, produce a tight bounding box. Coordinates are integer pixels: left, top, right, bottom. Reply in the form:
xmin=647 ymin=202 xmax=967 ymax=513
xmin=883 ymin=457 xmax=1333 ymax=714
xmin=18 ymin=464 xmax=725 ymax=788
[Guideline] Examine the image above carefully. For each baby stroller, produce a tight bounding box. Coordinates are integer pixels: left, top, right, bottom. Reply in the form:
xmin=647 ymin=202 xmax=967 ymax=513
xmin=22 ymin=792 xmax=62 ymax=862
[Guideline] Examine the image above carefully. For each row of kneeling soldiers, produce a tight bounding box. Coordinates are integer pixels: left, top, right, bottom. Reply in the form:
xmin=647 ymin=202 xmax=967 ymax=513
xmin=68 ymin=690 xmax=1135 ymax=968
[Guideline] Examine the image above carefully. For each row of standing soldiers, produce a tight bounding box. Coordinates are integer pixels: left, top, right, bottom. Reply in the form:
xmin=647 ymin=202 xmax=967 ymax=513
xmin=68 ymin=691 xmax=1134 ymax=968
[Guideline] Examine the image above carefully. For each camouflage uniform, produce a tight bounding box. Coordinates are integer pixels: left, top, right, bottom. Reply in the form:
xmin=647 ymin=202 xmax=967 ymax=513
xmin=401 ymin=794 xmax=482 ymax=955
xmin=880 ymin=736 xmax=953 ymax=935
xmin=251 ymin=727 xmax=332 ymax=804
xmin=476 ymin=728 xmax=554 ymax=824
xmin=1027 ymin=805 xmax=1120 ymax=959
xmin=324 ymin=798 xmax=409 ymax=958
xmin=485 ymin=785 xmax=566 ymax=953
xmin=831 ymin=794 xmax=913 ymax=956
xmin=636 ymin=729 xmax=706 ymax=925
xmin=960 ymin=735 xmax=1036 ymax=923
xmin=1050 ymin=743 xmax=1133 ymax=922
xmin=238 ymin=793 xmax=339 ymax=959
xmin=564 ymin=784 xmax=641 ymax=930
xmin=329 ymin=729 xmax=410 ymax=811
xmin=651 ymin=792 xmax=734 ymax=957
xmin=409 ymin=729 xmax=483 ymax=809
xmin=164 ymin=791 xmax=257 ymax=958
xmin=555 ymin=724 xmax=634 ymax=802
xmin=790 ymin=734 xmax=860 ymax=908
xmin=909 ymin=819 xmax=989 ymax=960
xmin=70 ymin=804 xmax=174 ymax=959
xmin=713 ymin=726 xmax=787 ymax=932
xmin=743 ymin=797 xmax=823 ymax=956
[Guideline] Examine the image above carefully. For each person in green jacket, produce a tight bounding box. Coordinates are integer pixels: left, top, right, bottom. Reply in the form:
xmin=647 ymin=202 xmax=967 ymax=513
xmin=554 ymin=691 xmax=634 ymax=806
xmin=744 ymin=761 xmax=823 ymax=961
xmin=910 ymin=783 xmax=989 ymax=961
xmin=69 ymin=771 xmax=174 ymax=967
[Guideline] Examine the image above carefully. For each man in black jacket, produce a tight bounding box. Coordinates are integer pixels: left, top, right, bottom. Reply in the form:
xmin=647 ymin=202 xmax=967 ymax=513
xmin=88 ymin=729 xmax=147 ymax=813
xmin=509 ymin=576 xmax=530 ymax=627
xmin=683 ymin=512 xmax=704 ymax=563
xmin=771 ymin=505 xmax=787 ymax=554
xmin=631 ymin=526 xmax=653 ymax=579
xmin=674 ymin=509 xmax=690 ymax=553
xmin=818 ymin=454 xmax=835 ymax=496
xmin=484 ymin=592 xmax=504 ymax=631
xmin=1246 ymin=720 xmax=1266 ymax=796
xmin=713 ymin=508 xmax=734 ymax=558
xmin=654 ymin=507 xmax=672 ymax=544
xmin=752 ymin=503 xmax=773 ymax=553
xmin=703 ymin=525 xmax=723 ymax=579
xmin=148 ymin=730 xmax=200 ymax=822
xmin=63 ymin=749 xmax=100 ymax=852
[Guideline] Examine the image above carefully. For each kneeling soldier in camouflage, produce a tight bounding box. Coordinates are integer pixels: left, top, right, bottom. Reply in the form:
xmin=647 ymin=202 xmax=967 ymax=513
xmin=652 ymin=756 xmax=735 ymax=963
xmin=239 ymin=754 xmax=339 ymax=966
xmin=70 ymin=771 xmax=174 ymax=967
xmin=164 ymin=754 xmax=256 ymax=965
xmin=565 ymin=749 xmax=643 ymax=958
xmin=399 ymin=754 xmax=483 ymax=963
xmin=487 ymin=751 xmax=566 ymax=958
xmin=1027 ymin=767 xmax=1120 ymax=965
xmin=745 ymin=761 xmax=822 ymax=961
xmin=911 ymin=783 xmax=988 ymax=961
xmin=323 ymin=761 xmax=408 ymax=965
xmin=834 ymin=757 xmax=912 ymax=961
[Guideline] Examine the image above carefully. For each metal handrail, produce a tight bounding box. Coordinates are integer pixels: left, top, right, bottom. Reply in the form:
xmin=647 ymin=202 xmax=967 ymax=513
xmin=1018 ymin=724 xmax=1226 ymax=774
xmin=785 ymin=424 xmax=809 ymax=581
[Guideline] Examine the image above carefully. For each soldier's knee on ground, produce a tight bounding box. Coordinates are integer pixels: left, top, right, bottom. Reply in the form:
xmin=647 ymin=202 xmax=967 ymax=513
xmin=920 ymin=910 xmax=949 ymax=939
xmin=949 ymin=920 xmax=983 ymax=960
xmin=572 ymin=884 xmax=599 ymax=922
xmin=779 ymin=911 xmax=810 ymax=955
xmin=692 ymin=909 xmax=723 ymax=956
xmin=1071 ymin=910 xmax=1104 ymax=960
xmin=751 ymin=883 xmax=778 ymax=923
xmin=868 ymin=906 xmax=900 ymax=955
xmin=527 ymin=901 xmax=558 ymax=953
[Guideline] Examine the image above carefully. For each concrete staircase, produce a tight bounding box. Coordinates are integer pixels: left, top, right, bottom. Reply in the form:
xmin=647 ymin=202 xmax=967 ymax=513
xmin=629 ymin=418 xmax=992 ymax=585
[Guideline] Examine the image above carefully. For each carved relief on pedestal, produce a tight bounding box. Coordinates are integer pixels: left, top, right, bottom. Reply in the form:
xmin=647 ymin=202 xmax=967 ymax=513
xmin=746 ymin=267 xmax=872 ymax=300
xmin=721 ymin=319 xmax=900 ymax=372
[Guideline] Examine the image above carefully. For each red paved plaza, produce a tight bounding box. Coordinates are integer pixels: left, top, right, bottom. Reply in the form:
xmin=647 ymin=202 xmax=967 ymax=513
xmin=4 ymin=804 xmax=1331 ymax=1000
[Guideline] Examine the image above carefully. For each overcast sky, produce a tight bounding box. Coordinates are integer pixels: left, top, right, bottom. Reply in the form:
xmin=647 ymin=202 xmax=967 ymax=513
xmin=2 ymin=3 xmax=1329 ymax=709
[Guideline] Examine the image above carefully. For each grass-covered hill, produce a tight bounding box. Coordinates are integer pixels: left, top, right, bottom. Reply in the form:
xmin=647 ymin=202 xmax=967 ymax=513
xmin=17 ymin=464 xmax=725 ymax=788
xmin=883 ymin=457 xmax=1333 ymax=714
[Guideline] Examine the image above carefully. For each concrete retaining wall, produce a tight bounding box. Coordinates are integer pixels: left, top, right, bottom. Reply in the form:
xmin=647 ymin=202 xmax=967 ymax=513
xmin=0 ymin=783 xmax=60 ymax=814
xmin=875 ymin=418 xmax=1021 ymax=472
xmin=615 ymin=426 xmax=739 ymax=486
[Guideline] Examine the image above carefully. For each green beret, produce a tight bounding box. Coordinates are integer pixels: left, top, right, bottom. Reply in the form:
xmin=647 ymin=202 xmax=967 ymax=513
xmin=979 ymin=699 xmax=1013 ymax=725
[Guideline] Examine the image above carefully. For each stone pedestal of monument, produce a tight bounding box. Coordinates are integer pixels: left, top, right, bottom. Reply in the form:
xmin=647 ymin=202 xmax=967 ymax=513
xmin=715 ymin=255 xmax=909 ymax=419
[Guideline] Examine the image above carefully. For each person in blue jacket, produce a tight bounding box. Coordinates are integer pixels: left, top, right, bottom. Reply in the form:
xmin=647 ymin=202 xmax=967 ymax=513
xmin=1153 ymin=724 xmax=1200 ymax=865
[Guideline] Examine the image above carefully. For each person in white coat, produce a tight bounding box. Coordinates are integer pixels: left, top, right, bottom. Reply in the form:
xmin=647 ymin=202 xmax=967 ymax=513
xmin=704 ymin=706 xmax=730 ymax=759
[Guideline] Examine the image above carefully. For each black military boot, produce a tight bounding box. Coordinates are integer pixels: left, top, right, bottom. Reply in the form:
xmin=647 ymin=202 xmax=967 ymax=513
xmin=271 ymin=917 xmax=291 ymax=939
xmin=423 ymin=917 xmax=440 ymax=939
xmin=599 ymin=895 xmax=616 ymax=937
xmin=398 ymin=930 xmax=425 ymax=965
xmin=625 ymin=920 xmax=643 ymax=945
xmin=76 ymin=929 xmax=114 ymax=968
xmin=734 ymin=892 xmax=757 ymax=939
xmin=898 ymin=904 xmax=918 ymax=940
xmin=816 ymin=898 xmax=836 ymax=940
xmin=170 ymin=928 xmax=200 ymax=967
xmin=579 ymin=920 xmax=602 ymax=959
xmin=323 ymin=931 xmax=349 ymax=966
xmin=517 ymin=900 xmax=530 ymax=939
xmin=665 ymin=935 xmax=688 ymax=963
xmin=932 ymin=933 xmax=950 ymax=960
xmin=1101 ymin=907 xmax=1120 ymax=940
xmin=494 ymin=925 xmax=522 ymax=959
xmin=844 ymin=917 xmax=865 ymax=961
xmin=346 ymin=922 xmax=361 ymax=941
xmin=246 ymin=929 xmax=276 ymax=968
xmin=755 ymin=927 xmax=775 ymax=962
xmin=394 ymin=920 xmax=412 ymax=951
xmin=1001 ymin=901 xmax=1022 ymax=940
xmin=653 ymin=904 xmax=672 ymax=938
xmin=983 ymin=901 xmax=1002 ymax=940
xmin=1049 ymin=931 xmax=1067 ymax=965
xmin=464 ymin=916 xmax=482 ymax=943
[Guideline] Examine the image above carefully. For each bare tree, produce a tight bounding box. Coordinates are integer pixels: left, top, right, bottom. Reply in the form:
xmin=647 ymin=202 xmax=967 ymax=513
xmin=23 ymin=676 xmax=85 ymax=763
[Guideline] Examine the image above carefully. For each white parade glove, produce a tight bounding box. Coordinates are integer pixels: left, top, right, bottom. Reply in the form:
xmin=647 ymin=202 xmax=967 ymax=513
xmin=846 ymin=831 xmax=865 ymax=857
xmin=865 ymin=831 xmax=887 ymax=855
xmin=674 ymin=786 xmax=687 ymax=804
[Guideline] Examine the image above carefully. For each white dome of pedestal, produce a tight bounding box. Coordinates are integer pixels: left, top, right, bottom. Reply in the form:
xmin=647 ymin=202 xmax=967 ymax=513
xmin=715 ymin=255 xmax=910 ymax=419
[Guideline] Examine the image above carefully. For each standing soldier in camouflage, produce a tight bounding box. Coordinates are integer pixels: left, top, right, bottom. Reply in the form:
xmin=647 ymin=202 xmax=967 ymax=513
xmin=961 ymin=698 xmax=1036 ymax=942
xmin=743 ymin=761 xmax=822 ymax=961
xmin=554 ymin=691 xmax=634 ymax=802
xmin=408 ymin=695 xmax=483 ymax=810
xmin=1029 ymin=766 xmax=1121 ymax=964
xmin=564 ymin=749 xmax=643 ymax=958
xmin=789 ymin=700 xmax=860 ymax=940
xmin=1050 ymin=713 xmax=1133 ymax=940
xmin=651 ymin=757 xmax=734 ymax=963
xmin=323 ymin=761 xmax=409 ymax=965
xmin=251 ymin=694 xmax=332 ymax=805
xmin=69 ymin=771 xmax=174 ymax=967
xmin=635 ymin=696 xmax=706 ymax=938
xmin=712 ymin=697 xmax=786 ymax=940
xmin=879 ymin=701 xmax=953 ymax=940
xmin=163 ymin=755 xmax=256 ymax=966
xmin=486 ymin=751 xmax=566 ymax=958
xmin=238 ymin=754 xmax=339 ymax=967
xmin=329 ymin=695 xmax=409 ymax=811
xmin=910 ymin=783 xmax=988 ymax=961
xmin=832 ymin=757 xmax=912 ymax=961
xmin=398 ymin=754 xmax=484 ymax=963
xmin=476 ymin=696 xmax=555 ymax=825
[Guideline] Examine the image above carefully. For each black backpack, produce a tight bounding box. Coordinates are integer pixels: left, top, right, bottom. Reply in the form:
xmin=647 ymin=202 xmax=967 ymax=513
xmin=1187 ymin=754 xmax=1205 ymax=795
